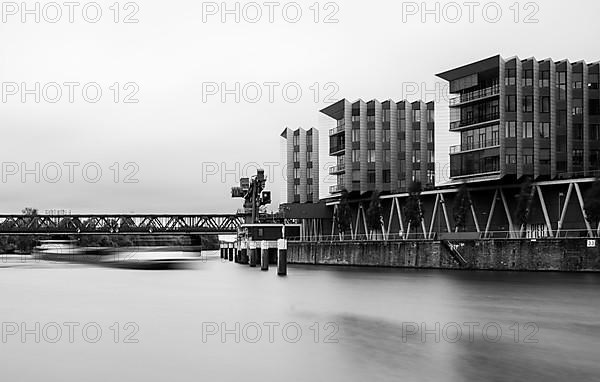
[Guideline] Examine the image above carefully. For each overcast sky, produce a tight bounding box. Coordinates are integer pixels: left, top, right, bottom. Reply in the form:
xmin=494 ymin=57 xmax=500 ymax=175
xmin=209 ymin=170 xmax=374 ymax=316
xmin=0 ymin=0 xmax=598 ymax=214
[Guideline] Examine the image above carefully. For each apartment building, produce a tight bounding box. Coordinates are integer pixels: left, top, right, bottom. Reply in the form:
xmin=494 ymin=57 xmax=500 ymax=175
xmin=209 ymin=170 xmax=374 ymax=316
xmin=321 ymin=99 xmax=435 ymax=195
xmin=437 ymin=55 xmax=600 ymax=182
xmin=280 ymin=127 xmax=320 ymax=203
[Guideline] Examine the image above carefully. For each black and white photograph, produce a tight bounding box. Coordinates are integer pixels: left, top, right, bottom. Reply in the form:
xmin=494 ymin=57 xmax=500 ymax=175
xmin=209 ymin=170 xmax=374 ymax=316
xmin=1 ymin=1 xmax=599 ymax=381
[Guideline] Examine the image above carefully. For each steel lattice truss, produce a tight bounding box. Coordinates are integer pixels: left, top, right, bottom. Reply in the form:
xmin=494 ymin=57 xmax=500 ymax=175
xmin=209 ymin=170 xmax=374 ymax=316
xmin=0 ymin=215 xmax=245 ymax=235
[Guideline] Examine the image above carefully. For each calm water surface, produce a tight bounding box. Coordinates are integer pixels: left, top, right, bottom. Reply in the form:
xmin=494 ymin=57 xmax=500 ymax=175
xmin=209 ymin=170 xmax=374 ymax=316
xmin=1 ymin=251 xmax=599 ymax=382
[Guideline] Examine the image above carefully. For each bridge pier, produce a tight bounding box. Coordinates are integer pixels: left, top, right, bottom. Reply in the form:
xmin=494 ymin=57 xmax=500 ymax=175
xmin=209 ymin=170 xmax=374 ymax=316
xmin=228 ymin=244 xmax=234 ymax=262
xmin=260 ymin=241 xmax=269 ymax=271
xmin=249 ymin=242 xmax=257 ymax=267
xmin=277 ymin=239 xmax=287 ymax=276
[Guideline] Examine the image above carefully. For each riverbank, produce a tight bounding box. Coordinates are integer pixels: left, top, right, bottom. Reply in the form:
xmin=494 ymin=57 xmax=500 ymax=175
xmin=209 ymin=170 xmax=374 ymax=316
xmin=288 ymin=239 xmax=600 ymax=272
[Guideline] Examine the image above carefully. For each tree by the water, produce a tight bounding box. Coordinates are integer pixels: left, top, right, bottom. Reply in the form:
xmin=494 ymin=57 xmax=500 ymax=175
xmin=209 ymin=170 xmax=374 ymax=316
xmin=403 ymin=181 xmax=425 ymax=235
xmin=334 ymin=189 xmax=353 ymax=238
xmin=452 ymin=184 xmax=470 ymax=232
xmin=366 ymin=191 xmax=384 ymax=239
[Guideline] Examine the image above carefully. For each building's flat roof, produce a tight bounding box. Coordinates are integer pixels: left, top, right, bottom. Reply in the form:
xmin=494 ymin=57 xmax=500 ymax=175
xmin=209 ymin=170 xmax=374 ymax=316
xmin=436 ymin=55 xmax=501 ymax=81
xmin=319 ymin=99 xmax=346 ymax=120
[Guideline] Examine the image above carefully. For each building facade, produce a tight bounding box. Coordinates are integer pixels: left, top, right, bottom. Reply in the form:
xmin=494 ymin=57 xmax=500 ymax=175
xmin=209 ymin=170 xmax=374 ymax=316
xmin=321 ymin=99 xmax=435 ymax=195
xmin=280 ymin=127 xmax=319 ymax=204
xmin=437 ymin=55 xmax=600 ymax=182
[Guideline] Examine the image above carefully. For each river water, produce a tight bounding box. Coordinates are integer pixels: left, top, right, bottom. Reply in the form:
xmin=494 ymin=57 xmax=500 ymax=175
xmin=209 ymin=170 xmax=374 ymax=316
xmin=1 ymin=251 xmax=599 ymax=382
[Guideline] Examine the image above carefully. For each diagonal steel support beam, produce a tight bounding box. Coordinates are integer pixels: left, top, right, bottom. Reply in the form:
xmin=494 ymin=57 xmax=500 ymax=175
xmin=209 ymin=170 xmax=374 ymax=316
xmin=574 ymin=182 xmax=594 ymax=237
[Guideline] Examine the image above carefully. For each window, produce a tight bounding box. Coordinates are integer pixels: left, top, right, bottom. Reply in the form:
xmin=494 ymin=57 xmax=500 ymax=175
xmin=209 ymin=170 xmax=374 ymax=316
xmin=522 ymin=96 xmax=534 ymax=112
xmin=367 ymin=150 xmax=375 ymax=163
xmin=293 ymin=184 xmax=299 ymax=196
xmin=352 ymin=149 xmax=360 ymax=162
xmin=574 ymin=124 xmax=583 ymax=140
xmin=399 ymin=109 xmax=406 ymax=120
xmin=540 ymin=96 xmax=551 ymax=113
xmin=352 ymin=170 xmax=360 ymax=182
xmin=479 ymin=130 xmax=487 ymax=143
xmin=367 ymin=115 xmax=375 ymax=123
xmin=383 ymin=109 xmax=390 ymax=123
xmin=293 ymin=151 xmax=299 ymax=162
xmin=413 ymin=129 xmax=421 ymax=143
xmin=572 ymin=73 xmax=583 ymax=89
xmin=307 ymin=168 xmax=313 ymax=179
xmin=523 ymin=149 xmax=533 ymax=164
xmin=505 ymin=148 xmax=517 ymax=164
xmin=427 ymin=109 xmax=434 ymax=123
xmin=367 ymin=129 xmax=375 ymax=142
xmin=307 ymin=151 xmax=312 ymax=162
xmin=412 ymin=109 xmax=421 ymax=122
xmin=491 ymin=125 xmax=500 ymax=145
xmin=539 ymin=122 xmax=550 ymax=138
xmin=384 ymin=150 xmax=391 ymax=163
xmin=383 ymin=129 xmax=390 ymax=142
xmin=522 ymin=69 xmax=533 ymax=86
xmin=352 ymin=129 xmax=360 ymax=142
xmin=557 ymin=71 xmax=567 ymax=100
xmin=589 ymin=73 xmax=599 ymax=89
xmin=505 ymin=68 xmax=516 ymax=85
xmin=427 ymin=129 xmax=434 ymax=143
xmin=572 ymin=98 xmax=583 ymax=115
xmin=368 ymin=170 xmax=376 ymax=183
xmin=411 ymin=170 xmax=421 ymax=182
xmin=427 ymin=170 xmax=435 ymax=184
xmin=505 ymin=121 xmax=517 ymax=138
xmin=413 ymin=110 xmax=421 ymax=122
xmin=293 ymin=168 xmax=300 ymax=179
xmin=592 ymin=124 xmax=600 ymax=140
xmin=573 ymin=149 xmax=584 ymax=167
xmin=412 ymin=150 xmax=421 ymax=163
xmin=428 ymin=150 xmax=434 ymax=163
xmin=383 ymin=170 xmax=391 ymax=184
xmin=523 ymin=122 xmax=534 ymax=138
xmin=506 ymin=95 xmax=517 ymax=112
xmin=539 ymin=70 xmax=550 ymax=87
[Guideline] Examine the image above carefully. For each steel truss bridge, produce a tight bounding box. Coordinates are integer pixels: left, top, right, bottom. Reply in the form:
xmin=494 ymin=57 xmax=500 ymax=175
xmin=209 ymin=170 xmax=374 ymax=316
xmin=0 ymin=214 xmax=245 ymax=235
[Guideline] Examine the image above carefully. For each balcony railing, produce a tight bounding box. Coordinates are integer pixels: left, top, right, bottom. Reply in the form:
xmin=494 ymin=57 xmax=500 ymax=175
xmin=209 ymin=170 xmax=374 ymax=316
xmin=450 ymin=112 xmax=500 ymax=130
xmin=329 ymin=124 xmax=345 ymax=136
xmin=449 ymin=139 xmax=500 ymax=154
xmin=329 ymin=184 xmax=345 ymax=194
xmin=449 ymin=85 xmax=500 ymax=106
xmin=329 ymin=164 xmax=345 ymax=175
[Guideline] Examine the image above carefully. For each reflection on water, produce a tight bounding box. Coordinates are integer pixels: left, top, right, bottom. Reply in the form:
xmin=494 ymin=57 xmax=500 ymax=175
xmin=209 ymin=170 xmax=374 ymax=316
xmin=1 ymin=251 xmax=599 ymax=382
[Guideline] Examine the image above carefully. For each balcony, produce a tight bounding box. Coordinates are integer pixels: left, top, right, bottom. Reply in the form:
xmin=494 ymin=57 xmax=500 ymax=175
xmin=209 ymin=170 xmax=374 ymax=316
xmin=449 ymin=85 xmax=500 ymax=107
xmin=450 ymin=112 xmax=500 ymax=131
xmin=329 ymin=124 xmax=345 ymax=136
xmin=329 ymin=184 xmax=345 ymax=194
xmin=329 ymin=164 xmax=345 ymax=175
xmin=450 ymin=139 xmax=500 ymax=154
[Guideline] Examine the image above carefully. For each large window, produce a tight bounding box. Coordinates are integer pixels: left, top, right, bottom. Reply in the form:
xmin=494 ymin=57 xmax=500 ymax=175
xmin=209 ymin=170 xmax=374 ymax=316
xmin=352 ymin=149 xmax=360 ymax=162
xmin=523 ymin=148 xmax=533 ymax=164
xmin=539 ymin=122 xmax=550 ymax=138
xmin=384 ymin=150 xmax=391 ymax=163
xmin=413 ymin=130 xmax=421 ymax=143
xmin=505 ymin=121 xmax=517 ymax=137
xmin=505 ymin=68 xmax=516 ymax=85
xmin=412 ymin=109 xmax=421 ymax=122
xmin=573 ymin=149 xmax=584 ymax=167
xmin=367 ymin=115 xmax=375 ymax=123
xmin=589 ymin=73 xmax=599 ymax=89
xmin=427 ymin=109 xmax=434 ymax=123
xmin=572 ymin=98 xmax=583 ymax=116
xmin=367 ymin=150 xmax=376 ymax=163
xmin=412 ymin=150 xmax=421 ymax=163
xmin=591 ymin=124 xmax=600 ymax=140
xmin=557 ymin=71 xmax=567 ymax=100
xmin=540 ymin=96 xmax=551 ymax=113
xmin=523 ymin=122 xmax=534 ymax=138
xmin=427 ymin=129 xmax=434 ymax=143
xmin=383 ymin=109 xmax=390 ymax=122
xmin=352 ymin=129 xmax=360 ymax=142
xmin=539 ymin=70 xmax=550 ymax=87
xmin=367 ymin=129 xmax=375 ymax=142
xmin=572 ymin=73 xmax=583 ymax=89
xmin=505 ymin=148 xmax=517 ymax=164
xmin=383 ymin=129 xmax=390 ymax=142
xmin=506 ymin=95 xmax=517 ymax=112
xmin=574 ymin=124 xmax=583 ymax=140
xmin=351 ymin=115 xmax=360 ymax=122
xmin=522 ymin=96 xmax=534 ymax=112
xmin=522 ymin=69 xmax=533 ymax=86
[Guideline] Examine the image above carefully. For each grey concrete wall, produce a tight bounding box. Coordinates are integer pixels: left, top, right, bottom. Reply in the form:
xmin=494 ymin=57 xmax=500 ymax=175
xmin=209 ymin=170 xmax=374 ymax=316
xmin=288 ymin=239 xmax=600 ymax=272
